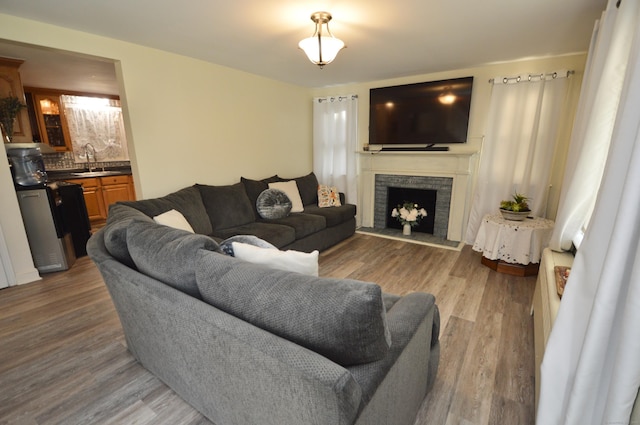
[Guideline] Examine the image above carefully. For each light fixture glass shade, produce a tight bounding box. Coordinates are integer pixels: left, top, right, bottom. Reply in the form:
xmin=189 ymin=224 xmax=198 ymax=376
xmin=299 ymin=12 xmax=345 ymax=68
xmin=298 ymin=36 xmax=345 ymax=66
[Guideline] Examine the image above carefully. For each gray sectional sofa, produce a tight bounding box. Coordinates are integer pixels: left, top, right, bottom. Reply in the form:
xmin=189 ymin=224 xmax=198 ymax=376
xmin=86 ymin=173 xmax=441 ymax=425
xmin=116 ymin=172 xmax=356 ymax=253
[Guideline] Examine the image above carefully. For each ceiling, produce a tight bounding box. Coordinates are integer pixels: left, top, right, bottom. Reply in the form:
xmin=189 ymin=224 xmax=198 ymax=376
xmin=0 ymin=0 xmax=606 ymax=92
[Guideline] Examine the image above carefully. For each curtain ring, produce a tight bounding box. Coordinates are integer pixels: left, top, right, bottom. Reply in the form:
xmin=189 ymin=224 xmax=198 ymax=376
xmin=552 ymin=72 xmax=558 ymax=79
xmin=503 ymin=77 xmax=508 ymax=84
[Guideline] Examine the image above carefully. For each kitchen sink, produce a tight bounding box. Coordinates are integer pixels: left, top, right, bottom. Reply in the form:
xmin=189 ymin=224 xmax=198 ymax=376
xmin=70 ymin=170 xmax=124 ymax=177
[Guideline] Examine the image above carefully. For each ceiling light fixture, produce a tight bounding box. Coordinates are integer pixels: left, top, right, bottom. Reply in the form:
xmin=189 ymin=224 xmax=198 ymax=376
xmin=298 ymin=11 xmax=345 ymax=68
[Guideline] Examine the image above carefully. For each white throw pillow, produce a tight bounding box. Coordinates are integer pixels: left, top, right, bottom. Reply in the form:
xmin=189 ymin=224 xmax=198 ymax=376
xmin=268 ymin=180 xmax=304 ymax=212
xmin=153 ymin=209 xmax=195 ymax=233
xmin=231 ymin=242 xmax=319 ymax=276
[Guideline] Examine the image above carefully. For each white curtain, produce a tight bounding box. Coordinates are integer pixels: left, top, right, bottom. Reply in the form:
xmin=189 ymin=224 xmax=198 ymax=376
xmin=61 ymin=95 xmax=129 ymax=162
xmin=313 ymin=95 xmax=358 ymax=204
xmin=464 ymin=73 xmax=571 ymax=244
xmin=537 ymin=1 xmax=640 ymax=423
xmin=549 ymin=0 xmax=636 ymax=251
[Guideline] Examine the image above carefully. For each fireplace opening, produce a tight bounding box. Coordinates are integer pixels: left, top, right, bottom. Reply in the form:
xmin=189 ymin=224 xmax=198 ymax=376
xmin=386 ymin=187 xmax=437 ymax=234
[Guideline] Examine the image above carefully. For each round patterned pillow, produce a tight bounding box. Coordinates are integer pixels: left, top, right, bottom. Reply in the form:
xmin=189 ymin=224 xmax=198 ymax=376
xmin=256 ymin=188 xmax=292 ymax=219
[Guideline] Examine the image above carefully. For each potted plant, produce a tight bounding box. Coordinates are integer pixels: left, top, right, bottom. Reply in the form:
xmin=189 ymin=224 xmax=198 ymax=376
xmin=499 ymin=192 xmax=531 ymax=221
xmin=0 ymin=96 xmax=26 ymax=142
xmin=391 ymin=201 xmax=428 ymax=235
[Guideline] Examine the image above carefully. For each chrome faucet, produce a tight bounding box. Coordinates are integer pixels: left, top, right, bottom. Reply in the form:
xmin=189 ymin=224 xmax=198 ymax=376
xmin=84 ymin=143 xmax=97 ymax=171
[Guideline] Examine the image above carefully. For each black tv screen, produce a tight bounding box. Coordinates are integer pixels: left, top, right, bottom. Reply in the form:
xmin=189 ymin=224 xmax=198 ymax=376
xmin=369 ymin=76 xmax=473 ymax=145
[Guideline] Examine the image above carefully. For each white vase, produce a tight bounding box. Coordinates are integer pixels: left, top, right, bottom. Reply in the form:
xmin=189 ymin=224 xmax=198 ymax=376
xmin=403 ymin=223 xmax=411 ymax=235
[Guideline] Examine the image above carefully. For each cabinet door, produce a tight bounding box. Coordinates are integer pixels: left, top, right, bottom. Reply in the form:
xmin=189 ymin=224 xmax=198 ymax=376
xmin=65 ymin=178 xmax=107 ymax=221
xmin=101 ymin=175 xmax=135 ymax=209
xmin=32 ymin=93 xmax=72 ymax=151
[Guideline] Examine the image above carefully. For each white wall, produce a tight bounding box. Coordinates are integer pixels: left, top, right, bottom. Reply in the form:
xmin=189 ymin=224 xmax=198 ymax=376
xmin=312 ymin=54 xmax=587 ymax=221
xmin=0 ymin=13 xmax=314 ymax=285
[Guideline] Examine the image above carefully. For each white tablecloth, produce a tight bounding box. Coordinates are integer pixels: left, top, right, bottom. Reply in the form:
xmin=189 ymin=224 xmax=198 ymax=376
xmin=472 ymin=213 xmax=554 ymax=265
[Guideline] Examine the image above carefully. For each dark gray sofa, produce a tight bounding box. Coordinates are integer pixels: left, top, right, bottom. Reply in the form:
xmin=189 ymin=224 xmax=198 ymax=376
xmin=116 ymin=172 xmax=356 ymax=253
xmin=87 ymin=173 xmax=441 ymax=425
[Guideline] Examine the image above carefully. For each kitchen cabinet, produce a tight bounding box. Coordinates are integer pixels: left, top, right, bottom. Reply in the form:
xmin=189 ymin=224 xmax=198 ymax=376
xmin=101 ymin=175 xmax=135 ymax=210
xmin=65 ymin=174 xmax=136 ymax=223
xmin=29 ymin=91 xmax=73 ymax=152
xmin=0 ymin=57 xmax=33 ymax=143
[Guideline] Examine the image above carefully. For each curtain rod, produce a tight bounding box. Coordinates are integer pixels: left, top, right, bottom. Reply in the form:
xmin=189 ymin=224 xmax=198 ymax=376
xmin=315 ymin=94 xmax=358 ymax=103
xmin=488 ymin=70 xmax=575 ymax=84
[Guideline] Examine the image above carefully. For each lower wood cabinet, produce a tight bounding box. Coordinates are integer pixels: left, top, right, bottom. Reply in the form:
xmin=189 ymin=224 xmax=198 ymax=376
xmin=65 ymin=174 xmax=136 ymax=222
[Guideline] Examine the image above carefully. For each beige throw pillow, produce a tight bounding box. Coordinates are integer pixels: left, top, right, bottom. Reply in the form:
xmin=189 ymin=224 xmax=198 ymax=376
xmin=153 ymin=209 xmax=195 ymax=233
xmin=268 ymin=180 xmax=304 ymax=212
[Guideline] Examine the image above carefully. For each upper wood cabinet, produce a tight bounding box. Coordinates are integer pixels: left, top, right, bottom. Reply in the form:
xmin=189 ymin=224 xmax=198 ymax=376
xmin=28 ymin=91 xmax=73 ymax=151
xmin=0 ymin=58 xmax=33 ymax=143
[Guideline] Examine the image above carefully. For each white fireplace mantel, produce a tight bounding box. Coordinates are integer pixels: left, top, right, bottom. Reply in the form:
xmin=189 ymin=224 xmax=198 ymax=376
xmin=358 ymin=148 xmax=479 ymax=242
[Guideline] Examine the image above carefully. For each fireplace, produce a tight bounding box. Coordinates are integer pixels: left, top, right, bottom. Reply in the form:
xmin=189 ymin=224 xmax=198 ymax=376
xmin=374 ymin=174 xmax=453 ymax=239
xmin=386 ymin=187 xmax=437 ymax=234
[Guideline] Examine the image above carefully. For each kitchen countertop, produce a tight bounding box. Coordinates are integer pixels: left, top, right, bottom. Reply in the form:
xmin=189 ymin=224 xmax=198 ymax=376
xmin=47 ymin=166 xmax=132 ymax=181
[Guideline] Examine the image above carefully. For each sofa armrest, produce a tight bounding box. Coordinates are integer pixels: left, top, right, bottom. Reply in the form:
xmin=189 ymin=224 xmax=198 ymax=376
xmin=352 ymin=292 xmax=439 ymax=425
xmin=89 ymin=232 xmax=361 ymax=425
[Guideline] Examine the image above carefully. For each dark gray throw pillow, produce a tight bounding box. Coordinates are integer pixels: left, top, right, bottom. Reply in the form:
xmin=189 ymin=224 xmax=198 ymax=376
xmin=196 ymin=183 xmax=255 ymax=231
xmin=126 ymin=220 xmax=222 ymax=298
xmin=256 ymin=188 xmax=292 ymax=219
xmin=195 ymin=250 xmax=392 ymax=366
xmin=278 ymin=172 xmax=319 ymax=206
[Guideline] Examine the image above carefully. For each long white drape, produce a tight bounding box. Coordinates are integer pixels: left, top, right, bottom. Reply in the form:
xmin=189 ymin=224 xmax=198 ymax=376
xmin=313 ymin=95 xmax=358 ymax=204
xmin=537 ymin=1 xmax=640 ymax=423
xmin=549 ymin=0 xmax=635 ymax=251
xmin=464 ymin=74 xmax=571 ymax=244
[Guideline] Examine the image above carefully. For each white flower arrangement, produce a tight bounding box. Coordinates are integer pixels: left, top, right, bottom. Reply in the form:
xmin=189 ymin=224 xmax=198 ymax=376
xmin=391 ymin=202 xmax=428 ymax=227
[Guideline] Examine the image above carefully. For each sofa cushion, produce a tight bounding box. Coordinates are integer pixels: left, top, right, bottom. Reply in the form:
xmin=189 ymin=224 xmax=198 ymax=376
xmin=258 ymin=213 xmax=326 ymax=239
xmin=268 ymin=181 xmax=304 ymax=213
xmin=197 ymin=183 xmax=255 ymax=231
xmin=127 ymin=220 xmax=222 ymax=298
xmin=219 ymin=234 xmax=277 ymax=256
xmin=231 ymin=242 xmax=319 ymax=276
xmin=118 ymin=185 xmax=212 ymax=235
xmin=211 ymin=222 xmax=296 ymax=248
xmin=256 ymin=189 xmax=292 ymax=219
xmin=302 ymin=204 xmax=357 ymax=227
xmin=241 ymin=175 xmax=280 ymax=219
xmin=279 ymin=172 xmax=319 ymax=206
xmin=195 ymin=250 xmax=391 ymax=366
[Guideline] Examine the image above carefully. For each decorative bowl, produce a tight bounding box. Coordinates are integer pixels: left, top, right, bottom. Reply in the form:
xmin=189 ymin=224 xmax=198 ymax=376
xmin=499 ymin=209 xmax=530 ymax=221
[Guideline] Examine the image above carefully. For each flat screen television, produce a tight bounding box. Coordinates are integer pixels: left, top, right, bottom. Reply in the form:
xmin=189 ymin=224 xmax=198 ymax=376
xmin=369 ymin=76 xmax=473 ymax=147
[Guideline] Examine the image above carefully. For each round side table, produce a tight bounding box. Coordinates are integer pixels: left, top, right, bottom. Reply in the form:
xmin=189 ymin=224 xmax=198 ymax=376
xmin=472 ymin=212 xmax=554 ymax=276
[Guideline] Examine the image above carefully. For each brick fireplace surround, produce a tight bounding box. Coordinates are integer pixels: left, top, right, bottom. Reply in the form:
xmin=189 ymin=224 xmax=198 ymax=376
xmin=358 ymin=148 xmax=479 ymax=242
xmin=374 ymin=174 xmax=452 ymax=239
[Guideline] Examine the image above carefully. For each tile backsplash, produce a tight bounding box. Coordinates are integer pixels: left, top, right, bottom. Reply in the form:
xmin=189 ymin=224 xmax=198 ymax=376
xmin=43 ymin=151 xmax=130 ymax=170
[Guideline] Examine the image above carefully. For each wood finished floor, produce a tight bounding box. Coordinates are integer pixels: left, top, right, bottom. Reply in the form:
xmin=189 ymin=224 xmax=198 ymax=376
xmin=0 ymin=234 xmax=536 ymax=425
